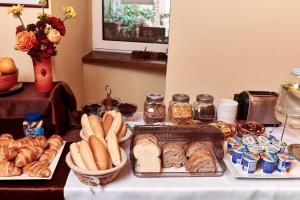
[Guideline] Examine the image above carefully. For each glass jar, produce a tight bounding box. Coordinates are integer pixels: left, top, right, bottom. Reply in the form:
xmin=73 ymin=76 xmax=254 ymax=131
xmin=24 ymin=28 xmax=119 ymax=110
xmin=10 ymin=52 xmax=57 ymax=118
xmin=193 ymin=94 xmax=216 ymax=122
xmin=168 ymin=93 xmax=193 ymax=124
xmin=144 ymin=93 xmax=166 ymax=124
xmin=275 ymin=68 xmax=300 ymax=128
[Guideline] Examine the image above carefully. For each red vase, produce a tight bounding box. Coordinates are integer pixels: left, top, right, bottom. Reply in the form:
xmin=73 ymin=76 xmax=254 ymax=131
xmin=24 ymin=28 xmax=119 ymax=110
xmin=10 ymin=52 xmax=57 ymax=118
xmin=32 ymin=57 xmax=53 ymax=92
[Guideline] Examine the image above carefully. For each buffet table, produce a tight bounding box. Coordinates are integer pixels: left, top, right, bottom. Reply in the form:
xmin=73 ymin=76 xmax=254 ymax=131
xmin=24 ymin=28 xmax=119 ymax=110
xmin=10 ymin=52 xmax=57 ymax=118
xmin=0 ymin=82 xmax=79 ymax=137
xmin=64 ymin=113 xmax=300 ymax=200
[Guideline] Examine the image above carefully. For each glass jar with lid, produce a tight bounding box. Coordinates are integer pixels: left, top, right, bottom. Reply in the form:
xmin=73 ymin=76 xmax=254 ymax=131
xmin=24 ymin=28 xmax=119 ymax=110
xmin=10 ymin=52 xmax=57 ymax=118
xmin=193 ymin=94 xmax=216 ymax=122
xmin=143 ymin=93 xmax=166 ymax=124
xmin=275 ymin=68 xmax=300 ymax=128
xmin=168 ymin=93 xmax=193 ymax=124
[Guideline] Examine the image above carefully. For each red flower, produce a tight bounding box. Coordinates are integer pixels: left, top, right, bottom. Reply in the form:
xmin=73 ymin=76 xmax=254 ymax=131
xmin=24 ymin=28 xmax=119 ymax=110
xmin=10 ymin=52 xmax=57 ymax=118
xmin=46 ymin=16 xmax=66 ymax=36
xmin=16 ymin=25 xmax=25 ymax=34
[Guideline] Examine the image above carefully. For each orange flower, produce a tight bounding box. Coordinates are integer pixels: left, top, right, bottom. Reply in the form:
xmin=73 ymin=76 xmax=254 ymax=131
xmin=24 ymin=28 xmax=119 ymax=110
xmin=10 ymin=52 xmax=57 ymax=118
xmin=15 ymin=31 xmax=36 ymax=52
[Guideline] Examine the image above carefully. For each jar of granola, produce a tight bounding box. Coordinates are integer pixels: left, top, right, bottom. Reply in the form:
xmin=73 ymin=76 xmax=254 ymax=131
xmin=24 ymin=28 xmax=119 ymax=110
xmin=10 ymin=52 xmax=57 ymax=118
xmin=168 ymin=93 xmax=192 ymax=124
xmin=144 ymin=93 xmax=166 ymax=124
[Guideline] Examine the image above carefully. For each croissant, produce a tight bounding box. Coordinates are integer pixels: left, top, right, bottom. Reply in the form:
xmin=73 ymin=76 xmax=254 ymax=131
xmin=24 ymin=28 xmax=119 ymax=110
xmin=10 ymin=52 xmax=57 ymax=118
xmin=0 ymin=133 xmax=14 ymax=140
xmin=23 ymin=161 xmax=51 ymax=177
xmin=0 ymin=161 xmax=22 ymax=176
xmin=0 ymin=147 xmax=17 ymax=161
xmin=48 ymin=135 xmax=63 ymax=151
xmin=7 ymin=139 xmax=23 ymax=149
xmin=15 ymin=146 xmax=44 ymax=167
xmin=0 ymin=138 xmax=11 ymax=147
xmin=20 ymin=137 xmax=36 ymax=148
xmin=39 ymin=149 xmax=56 ymax=165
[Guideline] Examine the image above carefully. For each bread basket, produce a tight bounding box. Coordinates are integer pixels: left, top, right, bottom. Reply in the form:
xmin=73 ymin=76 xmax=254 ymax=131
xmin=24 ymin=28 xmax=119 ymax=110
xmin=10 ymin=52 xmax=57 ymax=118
xmin=66 ymin=148 xmax=127 ymax=185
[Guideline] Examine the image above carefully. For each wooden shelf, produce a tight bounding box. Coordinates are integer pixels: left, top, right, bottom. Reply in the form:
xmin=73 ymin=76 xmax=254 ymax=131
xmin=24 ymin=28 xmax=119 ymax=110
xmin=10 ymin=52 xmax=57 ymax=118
xmin=82 ymin=51 xmax=167 ymax=71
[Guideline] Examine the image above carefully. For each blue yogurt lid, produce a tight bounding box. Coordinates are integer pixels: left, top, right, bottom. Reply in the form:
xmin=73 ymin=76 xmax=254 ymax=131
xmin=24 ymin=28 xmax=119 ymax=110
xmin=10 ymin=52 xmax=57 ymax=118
xmin=24 ymin=112 xmax=42 ymax=122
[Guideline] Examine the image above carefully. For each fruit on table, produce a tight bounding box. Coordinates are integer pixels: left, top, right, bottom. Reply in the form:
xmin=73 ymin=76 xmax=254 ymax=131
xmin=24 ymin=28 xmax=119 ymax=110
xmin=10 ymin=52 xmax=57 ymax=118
xmin=0 ymin=57 xmax=17 ymax=74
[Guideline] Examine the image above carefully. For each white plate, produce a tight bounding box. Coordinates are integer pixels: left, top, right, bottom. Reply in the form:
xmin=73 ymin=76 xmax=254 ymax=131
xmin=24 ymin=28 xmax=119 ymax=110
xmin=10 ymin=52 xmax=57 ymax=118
xmin=80 ymin=128 xmax=132 ymax=143
xmin=224 ymin=153 xmax=300 ymax=179
xmin=0 ymin=141 xmax=66 ymax=180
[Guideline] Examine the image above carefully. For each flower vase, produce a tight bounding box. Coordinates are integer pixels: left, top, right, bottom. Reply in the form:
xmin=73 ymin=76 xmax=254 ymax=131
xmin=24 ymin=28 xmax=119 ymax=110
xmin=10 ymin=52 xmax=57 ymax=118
xmin=32 ymin=57 xmax=53 ymax=92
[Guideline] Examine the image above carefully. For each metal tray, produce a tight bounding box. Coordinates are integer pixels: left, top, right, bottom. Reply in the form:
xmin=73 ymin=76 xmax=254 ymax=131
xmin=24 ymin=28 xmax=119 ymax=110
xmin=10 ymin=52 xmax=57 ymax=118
xmin=130 ymin=125 xmax=226 ymax=177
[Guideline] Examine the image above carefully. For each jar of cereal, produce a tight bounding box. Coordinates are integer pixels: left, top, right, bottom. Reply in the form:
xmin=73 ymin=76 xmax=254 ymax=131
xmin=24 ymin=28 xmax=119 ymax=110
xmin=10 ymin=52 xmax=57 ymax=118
xmin=143 ymin=93 xmax=166 ymax=124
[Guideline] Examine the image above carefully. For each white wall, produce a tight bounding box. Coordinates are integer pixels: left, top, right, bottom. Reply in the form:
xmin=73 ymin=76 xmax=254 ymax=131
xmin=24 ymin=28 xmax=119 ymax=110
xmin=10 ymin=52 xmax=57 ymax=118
xmin=166 ymin=0 xmax=300 ymax=104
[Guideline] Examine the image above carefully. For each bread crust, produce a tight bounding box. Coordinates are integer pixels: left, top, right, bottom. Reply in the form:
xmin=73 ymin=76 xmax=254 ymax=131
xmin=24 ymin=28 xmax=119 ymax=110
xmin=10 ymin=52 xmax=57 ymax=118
xmin=89 ymin=135 xmax=110 ymax=170
xmin=79 ymin=140 xmax=98 ymax=171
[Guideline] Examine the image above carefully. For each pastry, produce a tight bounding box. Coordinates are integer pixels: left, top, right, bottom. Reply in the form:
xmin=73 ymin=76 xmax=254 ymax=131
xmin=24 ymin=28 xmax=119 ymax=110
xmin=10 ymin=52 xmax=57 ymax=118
xmin=0 ymin=133 xmax=13 ymax=140
xmin=0 ymin=161 xmax=21 ymax=176
xmin=48 ymin=134 xmax=63 ymax=151
xmin=102 ymin=114 xmax=113 ymax=137
xmin=23 ymin=161 xmax=51 ymax=177
xmin=15 ymin=146 xmax=43 ymax=167
xmin=0 ymin=147 xmax=17 ymax=161
xmin=39 ymin=149 xmax=56 ymax=165
xmin=81 ymin=114 xmax=94 ymax=138
xmin=162 ymin=142 xmax=186 ymax=168
xmin=33 ymin=135 xmax=48 ymax=149
xmin=89 ymin=135 xmax=110 ymax=170
xmin=117 ymin=122 xmax=127 ymax=140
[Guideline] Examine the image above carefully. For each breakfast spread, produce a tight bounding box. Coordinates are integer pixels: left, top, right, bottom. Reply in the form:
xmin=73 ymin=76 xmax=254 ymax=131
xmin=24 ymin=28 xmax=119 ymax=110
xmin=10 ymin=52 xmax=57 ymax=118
xmin=0 ymin=133 xmax=63 ymax=177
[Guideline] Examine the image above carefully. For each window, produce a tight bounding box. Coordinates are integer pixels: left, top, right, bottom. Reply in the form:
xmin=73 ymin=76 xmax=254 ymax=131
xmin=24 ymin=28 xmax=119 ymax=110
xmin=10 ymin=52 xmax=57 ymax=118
xmin=92 ymin=0 xmax=170 ymax=52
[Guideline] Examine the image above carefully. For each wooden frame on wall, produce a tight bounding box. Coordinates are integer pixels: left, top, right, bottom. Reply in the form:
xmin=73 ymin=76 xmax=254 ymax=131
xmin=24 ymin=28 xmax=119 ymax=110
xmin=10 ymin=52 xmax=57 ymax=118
xmin=0 ymin=0 xmax=49 ymax=8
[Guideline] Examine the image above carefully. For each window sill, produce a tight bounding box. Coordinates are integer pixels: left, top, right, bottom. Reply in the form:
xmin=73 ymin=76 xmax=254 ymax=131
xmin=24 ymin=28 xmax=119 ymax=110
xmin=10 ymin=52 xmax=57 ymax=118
xmin=82 ymin=51 xmax=167 ymax=71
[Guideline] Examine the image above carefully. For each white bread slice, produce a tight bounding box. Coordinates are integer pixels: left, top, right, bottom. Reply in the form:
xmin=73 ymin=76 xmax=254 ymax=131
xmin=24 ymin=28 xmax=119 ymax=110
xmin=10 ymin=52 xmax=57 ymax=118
xmin=133 ymin=141 xmax=161 ymax=159
xmin=135 ymin=157 xmax=161 ymax=173
xmin=133 ymin=134 xmax=158 ymax=145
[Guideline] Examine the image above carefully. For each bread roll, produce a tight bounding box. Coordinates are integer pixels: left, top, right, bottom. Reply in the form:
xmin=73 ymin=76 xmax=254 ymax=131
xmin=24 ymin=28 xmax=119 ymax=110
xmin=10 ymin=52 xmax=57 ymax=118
xmin=81 ymin=114 xmax=94 ymax=138
xmin=117 ymin=122 xmax=127 ymax=140
xmin=70 ymin=142 xmax=87 ymax=170
xmin=107 ymin=132 xmax=121 ymax=166
xmin=79 ymin=140 xmax=98 ymax=171
xmin=103 ymin=114 xmax=113 ymax=137
xmin=88 ymin=135 xmax=110 ymax=170
xmin=103 ymin=110 xmax=117 ymax=120
xmin=88 ymin=115 xmax=105 ymax=139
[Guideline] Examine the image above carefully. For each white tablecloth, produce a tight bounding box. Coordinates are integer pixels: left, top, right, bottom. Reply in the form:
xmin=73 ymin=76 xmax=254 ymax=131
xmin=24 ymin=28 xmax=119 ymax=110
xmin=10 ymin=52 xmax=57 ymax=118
xmin=64 ymin=113 xmax=300 ymax=200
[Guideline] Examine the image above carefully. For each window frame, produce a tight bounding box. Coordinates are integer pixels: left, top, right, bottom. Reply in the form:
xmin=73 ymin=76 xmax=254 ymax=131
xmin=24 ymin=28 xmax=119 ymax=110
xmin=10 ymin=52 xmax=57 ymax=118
xmin=92 ymin=0 xmax=169 ymax=52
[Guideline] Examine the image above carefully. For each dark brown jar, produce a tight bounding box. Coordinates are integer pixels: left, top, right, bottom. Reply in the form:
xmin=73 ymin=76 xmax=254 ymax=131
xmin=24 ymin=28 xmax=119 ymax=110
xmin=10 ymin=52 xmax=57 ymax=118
xmin=193 ymin=94 xmax=216 ymax=122
xmin=143 ymin=93 xmax=166 ymax=124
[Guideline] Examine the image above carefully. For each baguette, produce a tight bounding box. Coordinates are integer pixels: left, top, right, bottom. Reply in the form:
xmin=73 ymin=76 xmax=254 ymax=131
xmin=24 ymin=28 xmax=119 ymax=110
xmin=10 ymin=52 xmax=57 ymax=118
xmin=81 ymin=114 xmax=94 ymax=138
xmin=88 ymin=135 xmax=110 ymax=170
xmin=70 ymin=142 xmax=87 ymax=170
xmin=105 ymin=112 xmax=123 ymax=140
xmin=79 ymin=140 xmax=98 ymax=171
xmin=117 ymin=122 xmax=127 ymax=141
xmin=88 ymin=115 xmax=105 ymax=139
xmin=103 ymin=114 xmax=113 ymax=137
xmin=107 ymin=132 xmax=121 ymax=167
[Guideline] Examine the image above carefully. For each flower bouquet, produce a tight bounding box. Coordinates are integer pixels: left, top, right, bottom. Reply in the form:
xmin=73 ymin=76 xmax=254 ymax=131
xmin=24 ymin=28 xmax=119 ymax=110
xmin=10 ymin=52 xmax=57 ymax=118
xmin=8 ymin=0 xmax=76 ymax=92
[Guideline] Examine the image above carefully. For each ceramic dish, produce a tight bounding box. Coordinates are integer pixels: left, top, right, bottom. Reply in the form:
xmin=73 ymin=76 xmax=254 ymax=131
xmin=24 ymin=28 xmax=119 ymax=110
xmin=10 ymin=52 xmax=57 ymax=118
xmin=0 ymin=82 xmax=22 ymax=96
xmin=0 ymin=141 xmax=66 ymax=180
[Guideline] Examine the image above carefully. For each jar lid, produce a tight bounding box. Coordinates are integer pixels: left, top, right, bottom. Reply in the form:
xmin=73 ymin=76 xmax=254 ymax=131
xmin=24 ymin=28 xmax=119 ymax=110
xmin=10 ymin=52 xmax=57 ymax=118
xmin=24 ymin=112 xmax=42 ymax=122
xmin=172 ymin=93 xmax=190 ymax=103
xmin=196 ymin=94 xmax=214 ymax=103
xmin=291 ymin=68 xmax=300 ymax=76
xmin=147 ymin=93 xmax=164 ymax=102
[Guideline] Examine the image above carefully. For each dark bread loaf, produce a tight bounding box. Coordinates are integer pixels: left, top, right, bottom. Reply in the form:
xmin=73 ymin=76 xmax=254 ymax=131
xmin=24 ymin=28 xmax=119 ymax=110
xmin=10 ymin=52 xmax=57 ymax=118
xmin=186 ymin=148 xmax=216 ymax=173
xmin=162 ymin=142 xmax=187 ymax=168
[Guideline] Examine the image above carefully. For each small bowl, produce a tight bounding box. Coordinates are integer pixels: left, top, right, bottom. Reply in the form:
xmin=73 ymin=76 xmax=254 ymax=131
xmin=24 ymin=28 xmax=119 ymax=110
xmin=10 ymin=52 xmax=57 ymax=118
xmin=236 ymin=121 xmax=265 ymax=137
xmin=116 ymin=103 xmax=137 ymax=117
xmin=0 ymin=69 xmax=18 ymax=92
xmin=81 ymin=102 xmax=104 ymax=116
xmin=66 ymin=148 xmax=127 ymax=185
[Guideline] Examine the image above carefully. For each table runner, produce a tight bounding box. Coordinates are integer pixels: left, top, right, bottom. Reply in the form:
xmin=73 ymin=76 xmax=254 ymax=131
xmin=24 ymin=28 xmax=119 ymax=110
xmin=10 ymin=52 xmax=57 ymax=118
xmin=64 ymin=122 xmax=300 ymax=200
xmin=0 ymin=82 xmax=79 ymax=136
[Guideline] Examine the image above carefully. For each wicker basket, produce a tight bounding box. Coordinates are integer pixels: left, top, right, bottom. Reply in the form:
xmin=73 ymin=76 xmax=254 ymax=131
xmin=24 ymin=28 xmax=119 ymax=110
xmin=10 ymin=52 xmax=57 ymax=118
xmin=66 ymin=148 xmax=127 ymax=186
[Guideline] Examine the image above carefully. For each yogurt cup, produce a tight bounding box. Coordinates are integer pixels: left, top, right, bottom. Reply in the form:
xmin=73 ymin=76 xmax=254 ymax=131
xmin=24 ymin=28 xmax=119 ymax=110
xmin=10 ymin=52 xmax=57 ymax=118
xmin=247 ymin=144 xmax=265 ymax=154
xmin=242 ymin=135 xmax=257 ymax=146
xmin=227 ymin=137 xmax=242 ymax=154
xmin=242 ymin=152 xmax=260 ymax=174
xmin=260 ymin=152 xmax=278 ymax=174
xmin=277 ymin=152 xmax=294 ymax=173
xmin=272 ymin=140 xmax=288 ymax=152
xmin=232 ymin=145 xmax=247 ymax=164
xmin=256 ymin=136 xmax=271 ymax=146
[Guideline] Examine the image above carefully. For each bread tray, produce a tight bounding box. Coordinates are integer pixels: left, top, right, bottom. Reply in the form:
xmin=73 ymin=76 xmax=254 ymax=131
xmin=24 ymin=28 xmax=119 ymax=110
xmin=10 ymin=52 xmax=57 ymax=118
xmin=0 ymin=141 xmax=66 ymax=180
xmin=130 ymin=125 xmax=226 ymax=177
